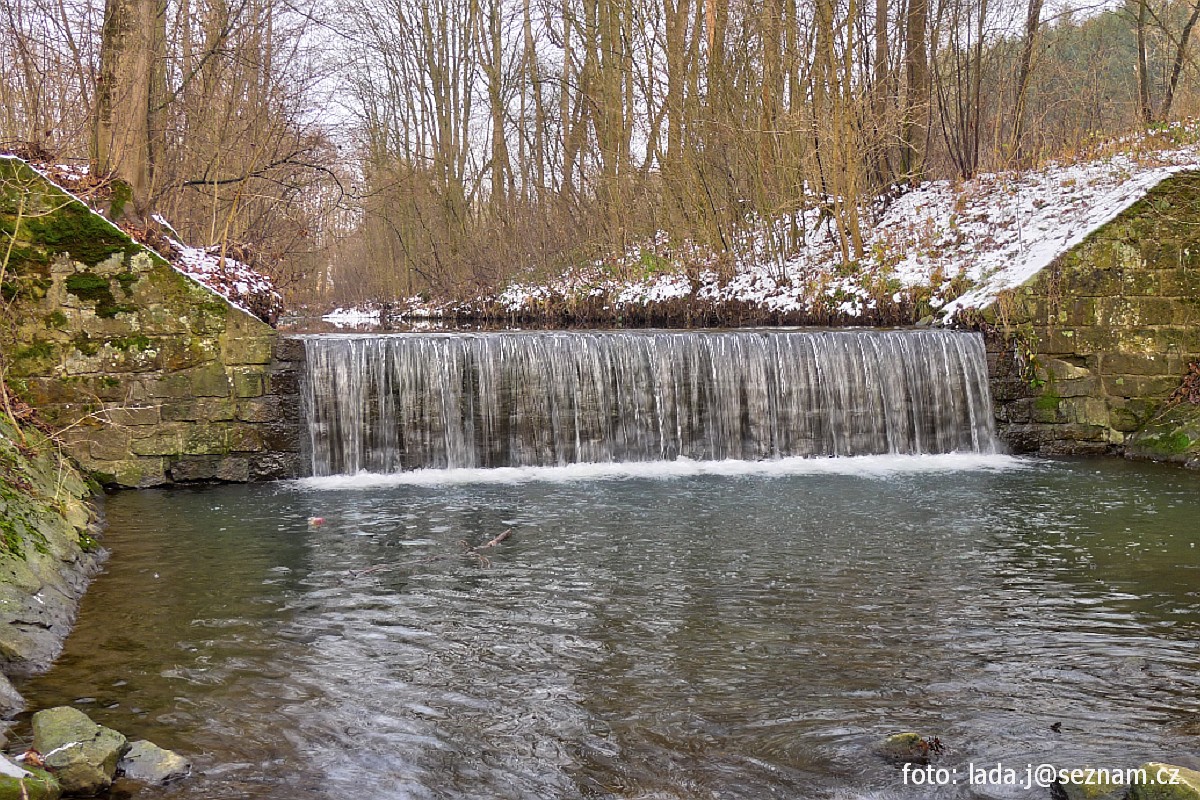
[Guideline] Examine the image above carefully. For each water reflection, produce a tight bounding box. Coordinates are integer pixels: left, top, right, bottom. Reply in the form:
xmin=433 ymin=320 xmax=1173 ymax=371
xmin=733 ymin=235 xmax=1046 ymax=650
xmin=14 ymin=457 xmax=1200 ymax=799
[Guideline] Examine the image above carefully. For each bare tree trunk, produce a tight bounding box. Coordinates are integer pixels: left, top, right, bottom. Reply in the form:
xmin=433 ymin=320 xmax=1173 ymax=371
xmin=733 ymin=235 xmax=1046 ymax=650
xmin=93 ymin=0 xmax=161 ymax=217
xmin=900 ymin=0 xmax=928 ymax=182
xmin=1011 ymin=0 xmax=1043 ymax=164
xmin=1136 ymin=0 xmax=1152 ymax=124
xmin=1162 ymin=0 xmax=1200 ymax=121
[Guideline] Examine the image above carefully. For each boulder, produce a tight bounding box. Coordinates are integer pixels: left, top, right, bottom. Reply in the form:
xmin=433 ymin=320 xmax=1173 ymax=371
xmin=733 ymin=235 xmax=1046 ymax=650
xmin=117 ymin=740 xmax=190 ymax=785
xmin=875 ymin=732 xmax=942 ymax=763
xmin=1129 ymin=764 xmax=1200 ymax=800
xmin=0 ymin=754 xmax=61 ymax=800
xmin=0 ymin=675 xmax=23 ymax=719
xmin=31 ymin=706 xmax=126 ymax=796
xmin=1052 ymin=769 xmax=1129 ymax=800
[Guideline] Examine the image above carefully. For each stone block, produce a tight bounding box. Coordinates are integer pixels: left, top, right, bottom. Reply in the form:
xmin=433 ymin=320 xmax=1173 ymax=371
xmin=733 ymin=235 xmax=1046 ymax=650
xmin=995 ymin=398 xmax=1032 ymax=423
xmin=1060 ymin=396 xmax=1109 ymax=426
xmin=250 ymin=451 xmax=302 ymax=480
xmin=1160 ymin=267 xmax=1200 ymax=296
xmin=224 ymin=424 xmax=264 ymax=453
xmin=222 ymin=334 xmax=275 ymax=365
xmin=231 ymin=368 xmax=266 ymax=398
xmin=1132 ymin=297 xmax=1177 ymax=325
xmin=135 ymin=306 xmax=192 ymax=335
xmin=159 ymin=398 xmax=236 ymax=422
xmin=89 ymin=428 xmax=132 ymax=461
xmin=109 ymin=457 xmax=167 ymax=488
xmin=1116 ymin=266 xmax=1160 ymax=296
xmin=1054 ymin=376 xmax=1099 ymax=398
xmin=99 ymin=404 xmax=159 ymax=427
xmin=167 ymin=455 xmax=250 ymax=482
xmin=237 ymin=396 xmax=289 ymax=423
xmin=257 ymin=422 xmax=301 ymax=453
xmin=158 ymin=337 xmax=218 ymax=371
xmin=267 ymin=363 xmax=300 ymax=395
xmin=1032 ymin=393 xmax=1064 ymax=423
xmin=129 ymin=425 xmax=187 ymax=456
xmin=273 ymin=336 xmax=307 ymax=362
xmin=1095 ymin=297 xmax=1138 ymax=328
xmin=1043 ymin=358 xmax=1091 ymax=381
xmin=1100 ymin=352 xmax=1175 ymax=376
xmin=1101 ymin=374 xmax=1180 ymax=399
xmin=181 ymin=363 xmax=230 ymax=397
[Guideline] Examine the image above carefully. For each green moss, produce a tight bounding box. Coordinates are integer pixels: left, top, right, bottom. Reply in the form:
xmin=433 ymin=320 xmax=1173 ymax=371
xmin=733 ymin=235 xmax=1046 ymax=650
xmin=110 ymin=334 xmax=151 ymax=351
xmin=108 ymin=179 xmax=132 ymax=222
xmin=77 ymin=531 xmax=101 ymax=553
xmin=2 ymin=275 xmax=51 ymax=303
xmin=23 ymin=200 xmax=132 ymax=266
xmin=115 ymin=270 xmax=141 ymax=293
xmin=99 ymin=376 xmax=120 ymax=388
xmin=44 ymin=310 xmax=68 ymax=328
xmin=14 ymin=339 xmax=55 ymax=362
xmin=71 ymin=332 xmax=100 ymax=357
xmin=64 ymin=271 xmax=133 ymax=318
xmin=1138 ymin=431 xmax=1193 ymax=455
xmin=1035 ymin=393 xmax=1062 ymax=412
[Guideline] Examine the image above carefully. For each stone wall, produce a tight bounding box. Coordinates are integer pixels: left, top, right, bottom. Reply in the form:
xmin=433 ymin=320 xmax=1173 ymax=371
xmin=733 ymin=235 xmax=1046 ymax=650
xmin=0 ymin=412 xmax=100 ymax=711
xmin=977 ymin=170 xmax=1200 ymax=463
xmin=1 ymin=157 xmax=303 ymax=487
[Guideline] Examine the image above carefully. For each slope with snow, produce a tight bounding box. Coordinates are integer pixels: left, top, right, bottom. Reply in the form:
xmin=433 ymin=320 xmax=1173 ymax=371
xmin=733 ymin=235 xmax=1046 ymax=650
xmin=323 ymin=132 xmax=1200 ymax=327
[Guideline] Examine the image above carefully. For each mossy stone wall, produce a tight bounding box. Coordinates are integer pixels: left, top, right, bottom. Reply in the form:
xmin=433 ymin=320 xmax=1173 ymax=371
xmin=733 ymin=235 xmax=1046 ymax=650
xmin=979 ymin=171 xmax=1200 ymax=465
xmin=0 ymin=414 xmax=100 ymax=689
xmin=1 ymin=157 xmax=302 ymax=486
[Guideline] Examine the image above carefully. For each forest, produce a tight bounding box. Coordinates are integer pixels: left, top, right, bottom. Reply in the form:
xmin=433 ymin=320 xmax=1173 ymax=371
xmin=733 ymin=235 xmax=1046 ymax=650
xmin=2 ymin=0 xmax=1199 ymax=308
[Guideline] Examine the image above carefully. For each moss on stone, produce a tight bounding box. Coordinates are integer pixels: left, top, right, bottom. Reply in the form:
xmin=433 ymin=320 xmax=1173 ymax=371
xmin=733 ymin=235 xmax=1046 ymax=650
xmin=13 ymin=338 xmax=56 ymax=363
xmin=1035 ymin=393 xmax=1062 ymax=412
xmin=71 ymin=332 xmax=100 ymax=357
xmin=107 ymin=179 xmax=132 ymax=222
xmin=64 ymin=271 xmax=133 ymax=318
xmin=43 ymin=310 xmax=68 ymax=329
xmin=110 ymin=334 xmax=151 ymax=352
xmin=23 ymin=201 xmax=133 ymax=267
xmin=115 ymin=270 xmax=140 ymax=293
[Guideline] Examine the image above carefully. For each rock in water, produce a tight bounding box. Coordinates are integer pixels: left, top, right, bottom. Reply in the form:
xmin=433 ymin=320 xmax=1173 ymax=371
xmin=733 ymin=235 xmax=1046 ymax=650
xmin=0 ymin=754 xmax=61 ymax=800
xmin=30 ymin=706 xmax=126 ymax=796
xmin=875 ymin=732 xmax=940 ymax=763
xmin=118 ymin=740 xmax=191 ymax=785
xmin=1130 ymin=764 xmax=1200 ymax=800
xmin=1053 ymin=769 xmax=1129 ymax=800
xmin=0 ymin=675 xmax=24 ymax=719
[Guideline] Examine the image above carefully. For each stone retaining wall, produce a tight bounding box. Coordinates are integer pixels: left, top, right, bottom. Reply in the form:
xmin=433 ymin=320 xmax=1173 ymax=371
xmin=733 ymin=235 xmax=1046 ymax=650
xmin=2 ymin=158 xmax=304 ymax=487
xmin=976 ymin=171 xmax=1200 ymax=462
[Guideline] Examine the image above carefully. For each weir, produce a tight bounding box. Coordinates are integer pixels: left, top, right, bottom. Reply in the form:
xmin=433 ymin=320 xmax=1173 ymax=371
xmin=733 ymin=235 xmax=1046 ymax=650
xmin=300 ymin=330 xmax=998 ymax=475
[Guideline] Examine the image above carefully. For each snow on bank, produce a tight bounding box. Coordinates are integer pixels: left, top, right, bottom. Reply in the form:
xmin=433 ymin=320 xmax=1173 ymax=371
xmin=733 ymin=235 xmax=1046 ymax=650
xmin=164 ymin=238 xmax=283 ymax=323
xmin=324 ymin=129 xmax=1200 ymax=326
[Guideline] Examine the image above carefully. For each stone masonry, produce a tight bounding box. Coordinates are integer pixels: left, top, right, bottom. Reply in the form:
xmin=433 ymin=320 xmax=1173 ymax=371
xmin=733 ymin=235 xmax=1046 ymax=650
xmin=975 ymin=171 xmax=1200 ymax=463
xmin=2 ymin=157 xmax=304 ymax=486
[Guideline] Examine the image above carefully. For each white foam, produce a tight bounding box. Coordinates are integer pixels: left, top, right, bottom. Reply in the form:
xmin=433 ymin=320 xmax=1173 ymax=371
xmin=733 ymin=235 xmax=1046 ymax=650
xmin=292 ymin=453 xmax=1030 ymax=490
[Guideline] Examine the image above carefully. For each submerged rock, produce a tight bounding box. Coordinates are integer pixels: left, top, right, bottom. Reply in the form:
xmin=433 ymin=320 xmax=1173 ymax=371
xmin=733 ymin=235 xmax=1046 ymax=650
xmin=875 ymin=732 xmax=942 ymax=763
xmin=1052 ymin=769 xmax=1129 ymax=800
xmin=31 ymin=706 xmax=126 ymax=796
xmin=118 ymin=740 xmax=191 ymax=785
xmin=0 ymin=754 xmax=60 ymax=800
xmin=1129 ymin=764 xmax=1200 ymax=800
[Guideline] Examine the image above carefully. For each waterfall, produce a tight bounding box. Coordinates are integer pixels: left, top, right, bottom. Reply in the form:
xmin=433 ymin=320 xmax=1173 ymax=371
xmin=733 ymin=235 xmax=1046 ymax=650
xmin=300 ymin=330 xmax=998 ymax=476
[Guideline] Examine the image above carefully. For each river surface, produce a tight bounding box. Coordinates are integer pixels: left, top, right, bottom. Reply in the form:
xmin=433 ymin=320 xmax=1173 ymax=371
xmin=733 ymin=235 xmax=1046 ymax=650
xmin=15 ymin=455 xmax=1200 ymax=799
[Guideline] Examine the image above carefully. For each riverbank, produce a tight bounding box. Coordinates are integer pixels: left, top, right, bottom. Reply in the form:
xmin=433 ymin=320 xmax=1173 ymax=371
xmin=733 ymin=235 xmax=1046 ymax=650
xmin=0 ymin=407 xmax=102 ymax=720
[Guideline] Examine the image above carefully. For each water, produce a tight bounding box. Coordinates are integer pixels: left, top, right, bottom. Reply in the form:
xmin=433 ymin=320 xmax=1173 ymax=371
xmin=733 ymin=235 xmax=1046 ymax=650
xmin=301 ymin=330 xmax=997 ymax=475
xmin=16 ymin=456 xmax=1200 ymax=799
